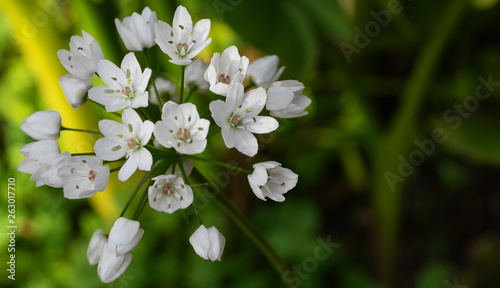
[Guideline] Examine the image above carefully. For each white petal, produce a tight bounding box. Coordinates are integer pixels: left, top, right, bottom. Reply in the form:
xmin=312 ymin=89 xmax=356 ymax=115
xmin=245 ymin=116 xmax=279 ymax=134
xmin=118 ymin=152 xmax=140 ymax=181
xmin=233 ymin=129 xmax=258 ymax=157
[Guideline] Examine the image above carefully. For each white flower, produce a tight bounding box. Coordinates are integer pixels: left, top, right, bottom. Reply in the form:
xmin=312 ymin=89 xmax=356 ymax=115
xmin=155 ymin=5 xmax=211 ymax=65
xmin=107 ymin=217 xmax=144 ymax=255
xmin=57 ymin=156 xmax=110 ymax=199
xmin=88 ymin=52 xmax=151 ymax=112
xmin=148 ymin=174 xmax=193 ymax=214
xmin=87 ymin=229 xmax=107 ymax=266
xmin=154 ymin=101 xmax=210 ymax=155
xmin=247 ymin=161 xmax=298 ymax=202
xmin=148 ymin=173 xmax=193 ymax=214
xmin=20 ymin=110 xmax=61 ymax=140
xmin=149 ymin=77 xmax=178 ymax=105
xmin=185 ymin=59 xmax=209 ymax=93
xmin=59 ymin=74 xmax=92 ymax=109
xmin=97 ymin=244 xmax=132 ymax=283
xmin=18 ymin=140 xmax=61 ymax=187
xmin=57 ymin=30 xmax=104 ymax=79
xmin=204 ymin=45 xmax=249 ymax=96
xmin=94 ymin=108 xmax=154 ymax=181
xmin=115 ymin=7 xmax=158 ymax=51
xmin=246 ymin=55 xmax=285 ymax=89
xmin=189 ymin=225 xmax=225 ymax=261
xmin=267 ymin=80 xmax=311 ymax=118
xmin=209 ymin=83 xmax=279 ymax=157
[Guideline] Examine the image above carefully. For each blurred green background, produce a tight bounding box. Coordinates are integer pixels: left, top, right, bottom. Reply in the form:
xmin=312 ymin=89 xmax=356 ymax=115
xmin=1 ymin=0 xmax=500 ymax=287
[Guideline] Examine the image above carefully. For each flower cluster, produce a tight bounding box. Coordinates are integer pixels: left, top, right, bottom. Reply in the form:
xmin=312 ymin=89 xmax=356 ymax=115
xmin=18 ymin=5 xmax=309 ymax=283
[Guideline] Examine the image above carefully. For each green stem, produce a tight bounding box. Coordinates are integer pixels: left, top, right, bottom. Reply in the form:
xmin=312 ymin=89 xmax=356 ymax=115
xmin=371 ymin=0 xmax=467 ymax=282
xmin=184 ymin=89 xmax=195 ymax=103
xmin=179 ymin=66 xmax=186 ymax=103
xmin=71 ymin=152 xmax=96 ymax=156
xmin=183 ymin=154 xmax=252 ymax=174
xmin=110 ymin=166 xmax=122 ymax=173
xmin=61 ymin=126 xmax=102 ymax=135
xmin=143 ymin=50 xmax=163 ymax=111
xmin=191 ymin=169 xmax=295 ymax=287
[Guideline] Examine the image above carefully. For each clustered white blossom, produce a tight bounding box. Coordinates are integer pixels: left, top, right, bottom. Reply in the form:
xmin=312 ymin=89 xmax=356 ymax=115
xmin=18 ymin=5 xmax=310 ymax=284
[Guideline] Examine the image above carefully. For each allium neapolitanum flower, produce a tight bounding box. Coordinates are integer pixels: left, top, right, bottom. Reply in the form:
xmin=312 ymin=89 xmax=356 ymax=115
xmin=58 ymin=156 xmax=110 ymax=199
xmin=96 ymin=217 xmax=143 ymax=283
xmin=267 ymin=80 xmax=312 ymax=118
xmin=94 ymin=108 xmax=153 ymax=181
xmin=18 ymin=140 xmax=61 ymax=187
xmin=154 ymin=101 xmax=210 ymax=155
xmin=115 ymin=7 xmax=158 ymax=51
xmin=59 ymin=74 xmax=92 ymax=109
xmin=89 ymin=52 xmax=151 ymax=112
xmin=148 ymin=174 xmax=194 ymax=214
xmin=246 ymin=55 xmax=285 ymax=89
xmin=247 ymin=161 xmax=298 ymax=202
xmin=155 ymin=5 xmax=211 ymax=65
xmin=204 ymin=45 xmax=249 ymax=96
xmin=21 ymin=110 xmax=62 ymax=140
xmin=57 ymin=30 xmax=105 ymax=80
xmin=210 ymin=83 xmax=278 ymax=157
xmin=189 ymin=224 xmax=226 ymax=261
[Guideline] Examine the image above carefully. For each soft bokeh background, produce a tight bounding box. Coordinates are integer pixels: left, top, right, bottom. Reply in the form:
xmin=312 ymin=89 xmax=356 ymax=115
xmin=1 ymin=0 xmax=500 ymax=287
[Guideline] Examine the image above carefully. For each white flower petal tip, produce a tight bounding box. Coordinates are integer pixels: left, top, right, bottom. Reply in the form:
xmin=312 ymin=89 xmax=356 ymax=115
xmin=246 ymin=55 xmax=285 ymax=89
xmin=267 ymin=80 xmax=311 ymax=118
xmin=94 ymin=108 xmax=153 ymax=181
xmin=148 ymin=174 xmax=194 ymax=214
xmin=189 ymin=225 xmax=225 ymax=261
xmin=204 ymin=45 xmax=249 ymax=96
xmin=18 ymin=140 xmax=61 ymax=187
xmin=97 ymin=245 xmax=132 ymax=283
xmin=155 ymin=5 xmax=211 ymax=65
xmin=115 ymin=6 xmax=158 ymax=51
xmin=107 ymin=217 xmax=144 ymax=255
xmin=20 ymin=110 xmax=61 ymax=140
xmin=247 ymin=161 xmax=298 ymax=202
xmin=87 ymin=229 xmax=107 ymax=266
xmin=154 ymin=101 xmax=210 ymax=155
xmin=89 ymin=52 xmax=151 ymax=112
xmin=210 ymin=83 xmax=278 ymax=157
xmin=59 ymin=74 xmax=92 ymax=109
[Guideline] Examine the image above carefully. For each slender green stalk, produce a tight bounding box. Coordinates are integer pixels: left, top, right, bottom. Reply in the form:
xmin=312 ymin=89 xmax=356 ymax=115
xmin=183 ymin=154 xmax=252 ymax=174
xmin=372 ymin=0 xmax=467 ymax=281
xmin=142 ymin=50 xmax=163 ymax=111
xmin=184 ymin=89 xmax=195 ymax=103
xmin=61 ymin=126 xmax=102 ymax=135
xmin=71 ymin=152 xmax=96 ymax=156
xmin=179 ymin=65 xmax=186 ymax=103
xmin=191 ymin=169 xmax=295 ymax=287
xmin=110 ymin=166 xmax=122 ymax=173
xmin=120 ymin=166 xmax=160 ymax=218
xmin=207 ymin=125 xmax=221 ymax=138
xmin=132 ymin=181 xmax=153 ymax=220
xmin=178 ymin=159 xmax=203 ymax=225
xmin=139 ymin=107 xmax=154 ymax=122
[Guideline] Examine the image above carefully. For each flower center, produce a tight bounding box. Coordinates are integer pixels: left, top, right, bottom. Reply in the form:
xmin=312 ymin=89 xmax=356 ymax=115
xmin=218 ymin=74 xmax=231 ymax=84
xmin=177 ymin=128 xmax=190 ymax=140
xmin=88 ymin=170 xmax=97 ymax=181
xmin=177 ymin=43 xmax=188 ymax=54
xmin=231 ymin=115 xmax=243 ymax=126
xmin=126 ymin=138 xmax=138 ymax=148
xmin=163 ymin=184 xmax=175 ymax=195
xmin=121 ymin=86 xmax=132 ymax=96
